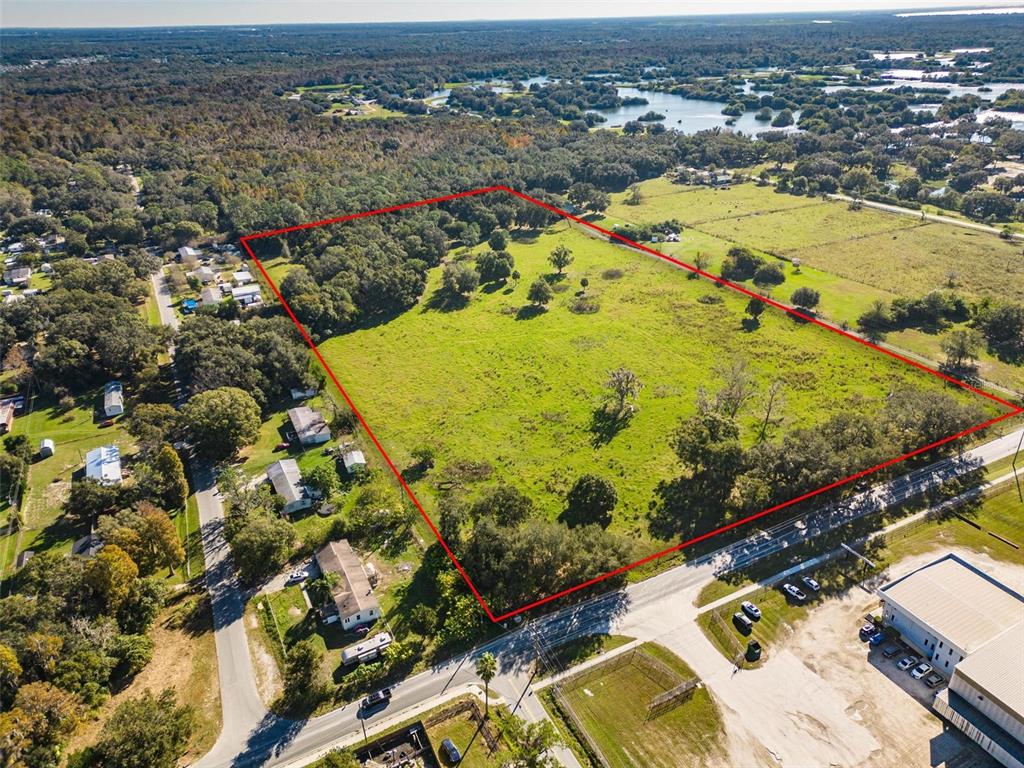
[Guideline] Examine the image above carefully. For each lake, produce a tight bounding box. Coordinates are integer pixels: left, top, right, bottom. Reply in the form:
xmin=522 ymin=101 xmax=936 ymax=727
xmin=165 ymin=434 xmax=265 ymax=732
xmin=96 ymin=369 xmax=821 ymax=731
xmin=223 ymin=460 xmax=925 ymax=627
xmin=591 ymin=87 xmax=800 ymax=135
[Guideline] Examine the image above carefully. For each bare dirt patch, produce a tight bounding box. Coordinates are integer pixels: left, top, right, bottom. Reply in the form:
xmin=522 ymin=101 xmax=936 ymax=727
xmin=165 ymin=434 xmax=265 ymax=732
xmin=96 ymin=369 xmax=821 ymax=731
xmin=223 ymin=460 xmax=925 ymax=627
xmin=246 ymin=603 xmax=283 ymax=704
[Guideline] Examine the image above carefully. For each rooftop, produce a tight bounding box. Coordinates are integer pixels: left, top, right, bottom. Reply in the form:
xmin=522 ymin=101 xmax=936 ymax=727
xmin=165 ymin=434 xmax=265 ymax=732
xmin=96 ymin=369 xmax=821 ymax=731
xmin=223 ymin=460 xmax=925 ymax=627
xmin=267 ymin=458 xmax=304 ymax=505
xmin=315 ymin=539 xmax=379 ymax=619
xmin=879 ymin=553 xmax=1024 ymax=654
xmin=288 ymin=406 xmax=330 ymax=443
xmin=85 ymin=444 xmax=122 ymax=485
xmin=953 ymin=627 xmax=1024 ymax=723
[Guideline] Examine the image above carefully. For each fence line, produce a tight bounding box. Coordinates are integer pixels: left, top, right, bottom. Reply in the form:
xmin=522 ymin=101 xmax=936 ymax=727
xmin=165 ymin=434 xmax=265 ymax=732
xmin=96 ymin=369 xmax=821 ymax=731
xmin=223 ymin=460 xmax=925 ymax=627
xmin=647 ymin=678 xmax=699 ymax=720
xmin=552 ymin=686 xmax=611 ymax=768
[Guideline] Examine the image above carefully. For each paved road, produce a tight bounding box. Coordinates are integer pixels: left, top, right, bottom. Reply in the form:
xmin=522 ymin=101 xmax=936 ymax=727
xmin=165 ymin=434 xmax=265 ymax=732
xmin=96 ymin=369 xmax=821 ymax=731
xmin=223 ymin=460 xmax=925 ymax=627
xmin=151 ymin=270 xmax=179 ymax=330
xmin=193 ymin=425 xmax=1023 ymax=768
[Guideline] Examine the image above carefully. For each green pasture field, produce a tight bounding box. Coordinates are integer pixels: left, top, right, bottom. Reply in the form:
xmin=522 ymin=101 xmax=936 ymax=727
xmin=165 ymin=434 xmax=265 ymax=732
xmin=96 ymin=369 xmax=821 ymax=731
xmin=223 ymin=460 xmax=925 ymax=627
xmin=558 ymin=642 xmax=724 ymax=768
xmin=316 ymin=222 xmax=1000 ymax=555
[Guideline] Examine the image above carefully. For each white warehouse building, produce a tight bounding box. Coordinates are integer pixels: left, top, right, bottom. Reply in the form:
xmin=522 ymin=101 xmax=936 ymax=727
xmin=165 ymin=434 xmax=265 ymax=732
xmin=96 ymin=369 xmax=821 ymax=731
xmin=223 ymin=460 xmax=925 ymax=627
xmin=878 ymin=553 xmax=1024 ymax=768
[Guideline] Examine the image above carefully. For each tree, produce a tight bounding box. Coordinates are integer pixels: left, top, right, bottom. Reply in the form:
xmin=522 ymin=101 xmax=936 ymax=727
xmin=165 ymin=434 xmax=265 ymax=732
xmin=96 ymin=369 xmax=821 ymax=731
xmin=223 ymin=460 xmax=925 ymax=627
xmin=181 ymin=386 xmax=261 ymax=460
xmin=488 ymin=229 xmax=509 ymax=251
xmin=442 ymin=262 xmax=480 ymax=296
xmin=476 ymin=250 xmax=515 ymax=283
xmin=548 ymin=244 xmax=574 ymax=275
xmin=857 ymin=300 xmax=892 ymax=343
xmin=126 ymin=404 xmax=182 ymax=457
xmin=510 ymin=270 xmax=521 ymax=287
xmin=790 ymin=287 xmax=820 ymax=312
xmin=9 ymin=682 xmax=79 ymax=768
xmin=625 ymin=184 xmax=643 ymax=206
xmin=527 ymin=278 xmax=553 ymax=307
xmin=745 ymin=297 xmax=766 ymax=325
xmin=475 ymin=652 xmax=497 ymax=718
xmin=579 ymin=277 xmax=589 ymax=294
xmin=316 ymin=750 xmax=360 ymax=768
xmin=564 ymin=474 xmax=617 ymax=528
xmin=229 ymin=514 xmax=296 ymax=584
xmin=151 ymin=444 xmax=188 ymax=510
xmin=64 ymin=479 xmax=122 ymax=523
xmin=471 ymin=484 xmax=534 ymax=527
xmin=84 ymin=544 xmax=139 ymax=613
xmin=91 ymin=688 xmax=194 ymax=768
xmin=0 ymin=643 xmax=21 ymax=707
xmin=941 ymin=329 xmax=983 ymax=372
xmin=604 ymin=367 xmax=642 ymax=416
xmin=671 ymin=411 xmax=744 ymax=504
xmin=283 ymin=639 xmax=324 ymax=708
xmin=302 ymin=463 xmax=337 ymax=499
xmin=502 ymin=715 xmax=563 ymax=768
xmin=98 ymin=503 xmax=184 ymax=577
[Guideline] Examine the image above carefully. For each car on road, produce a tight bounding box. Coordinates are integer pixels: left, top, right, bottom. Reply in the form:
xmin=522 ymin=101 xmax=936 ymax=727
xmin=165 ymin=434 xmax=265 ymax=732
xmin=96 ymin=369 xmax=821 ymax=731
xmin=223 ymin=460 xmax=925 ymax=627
xmin=782 ymin=583 xmax=806 ymax=601
xmin=440 ymin=737 xmax=462 ymax=764
xmin=361 ymin=687 xmax=392 ymax=710
xmin=800 ymin=575 xmax=820 ymax=592
xmin=285 ymin=569 xmax=308 ymax=585
xmin=868 ymin=630 xmax=887 ymax=646
xmin=911 ymin=662 xmax=933 ymax=679
xmin=732 ymin=612 xmax=753 ymax=633
xmin=924 ymin=672 xmax=945 ymax=689
xmin=859 ymin=622 xmax=877 ymax=641
xmin=741 ymin=601 xmax=761 ymax=620
xmin=897 ymin=655 xmax=919 ymax=671
xmin=882 ymin=645 xmax=903 ymax=659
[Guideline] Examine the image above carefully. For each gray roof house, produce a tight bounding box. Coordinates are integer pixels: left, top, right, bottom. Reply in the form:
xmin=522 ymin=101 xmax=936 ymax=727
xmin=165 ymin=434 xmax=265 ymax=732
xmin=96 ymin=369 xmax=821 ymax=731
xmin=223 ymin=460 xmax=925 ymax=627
xmin=288 ymin=406 xmax=331 ymax=446
xmin=3 ymin=267 xmax=31 ymax=286
xmin=315 ymin=539 xmax=381 ymax=630
xmin=103 ymin=381 xmax=124 ymax=417
xmin=267 ymin=458 xmax=311 ymax=514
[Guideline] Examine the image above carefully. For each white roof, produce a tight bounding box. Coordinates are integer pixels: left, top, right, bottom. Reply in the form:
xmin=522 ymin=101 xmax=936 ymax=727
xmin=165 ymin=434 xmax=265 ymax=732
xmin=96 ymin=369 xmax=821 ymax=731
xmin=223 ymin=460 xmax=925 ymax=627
xmin=879 ymin=553 xmax=1024 ymax=653
xmin=954 ymin=626 xmax=1024 ymax=720
xmin=200 ymin=286 xmax=220 ymax=305
xmin=342 ymin=450 xmax=366 ymax=471
xmin=267 ymin=459 xmax=304 ymax=504
xmin=85 ymin=445 xmax=121 ymax=484
xmin=178 ymin=246 xmax=199 ymax=258
xmin=231 ymin=284 xmax=261 ymax=299
xmin=104 ymin=381 xmax=123 ymax=408
xmin=232 ymin=270 xmax=252 ymax=283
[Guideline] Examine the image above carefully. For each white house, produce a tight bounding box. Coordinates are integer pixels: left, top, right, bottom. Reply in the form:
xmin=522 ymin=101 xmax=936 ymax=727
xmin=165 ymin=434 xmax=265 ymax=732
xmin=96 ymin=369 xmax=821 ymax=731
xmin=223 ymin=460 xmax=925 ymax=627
xmin=194 ymin=265 xmax=217 ymax=284
xmin=200 ymin=286 xmax=221 ymax=307
xmin=232 ymin=270 xmax=253 ymax=285
xmin=231 ymin=284 xmax=262 ymax=307
xmin=3 ymin=267 xmax=31 ymax=287
xmin=288 ymin=406 xmax=331 ymax=446
xmin=315 ymin=539 xmax=381 ymax=631
xmin=85 ymin=445 xmax=122 ymax=485
xmin=266 ymin=459 xmax=311 ymax=514
xmin=103 ymin=381 xmax=124 ymax=417
xmin=342 ymin=449 xmax=366 ymax=475
xmin=177 ymin=246 xmax=200 ymax=261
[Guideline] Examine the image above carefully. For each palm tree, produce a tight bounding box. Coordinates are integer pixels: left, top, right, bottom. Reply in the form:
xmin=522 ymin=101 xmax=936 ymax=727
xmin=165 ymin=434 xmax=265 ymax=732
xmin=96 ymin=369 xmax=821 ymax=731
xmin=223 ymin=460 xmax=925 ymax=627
xmin=475 ymin=652 xmax=497 ymax=718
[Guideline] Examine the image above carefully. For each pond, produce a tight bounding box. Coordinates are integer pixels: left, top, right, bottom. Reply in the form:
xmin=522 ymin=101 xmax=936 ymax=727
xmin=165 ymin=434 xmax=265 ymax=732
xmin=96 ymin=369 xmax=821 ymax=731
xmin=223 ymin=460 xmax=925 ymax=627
xmin=590 ymin=87 xmax=800 ymax=135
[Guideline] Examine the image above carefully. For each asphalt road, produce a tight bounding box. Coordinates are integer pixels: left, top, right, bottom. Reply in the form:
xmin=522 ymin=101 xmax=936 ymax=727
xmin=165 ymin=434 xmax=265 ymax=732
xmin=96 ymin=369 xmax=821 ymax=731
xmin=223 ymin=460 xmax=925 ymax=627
xmin=192 ymin=423 xmax=1023 ymax=768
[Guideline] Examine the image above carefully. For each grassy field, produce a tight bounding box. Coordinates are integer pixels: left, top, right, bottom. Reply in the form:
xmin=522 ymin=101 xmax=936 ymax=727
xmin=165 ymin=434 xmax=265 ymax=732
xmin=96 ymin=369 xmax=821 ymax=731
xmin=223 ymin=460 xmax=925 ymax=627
xmin=0 ymin=393 xmax=134 ymax=582
xmin=539 ymin=634 xmax=635 ymax=675
xmin=317 ymin=222 xmax=1000 ymax=566
xmin=424 ymin=701 xmax=512 ymax=768
xmin=555 ymin=642 xmax=724 ymax=768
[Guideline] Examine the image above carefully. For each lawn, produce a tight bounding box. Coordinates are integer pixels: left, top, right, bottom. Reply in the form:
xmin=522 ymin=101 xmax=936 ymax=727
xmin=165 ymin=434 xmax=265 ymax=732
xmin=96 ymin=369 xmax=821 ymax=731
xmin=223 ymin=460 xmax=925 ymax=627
xmin=424 ymin=700 xmax=512 ymax=768
xmin=538 ymin=634 xmax=634 ymax=676
xmin=554 ymin=642 xmax=724 ymax=768
xmin=316 ymin=221 xmax=1000 ymax=569
xmin=1 ymin=393 xmax=134 ymax=582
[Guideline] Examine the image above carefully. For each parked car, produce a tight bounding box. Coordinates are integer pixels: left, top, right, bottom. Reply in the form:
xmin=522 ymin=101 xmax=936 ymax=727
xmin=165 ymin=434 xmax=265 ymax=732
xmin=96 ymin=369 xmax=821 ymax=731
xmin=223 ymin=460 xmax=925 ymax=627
xmin=741 ymin=601 xmax=761 ymax=620
xmin=924 ymin=672 xmax=945 ymax=689
xmin=782 ymin=583 xmax=806 ymax=601
xmin=911 ymin=662 xmax=933 ymax=679
xmin=800 ymin=576 xmax=820 ymax=592
xmin=285 ymin=569 xmax=308 ymax=585
xmin=746 ymin=639 xmax=762 ymax=661
xmin=882 ymin=645 xmax=903 ymax=659
xmin=361 ymin=687 xmax=392 ymax=710
xmin=354 ymin=625 xmax=370 ymax=636
xmin=99 ymin=419 xmax=115 ymax=428
xmin=274 ymin=440 xmax=291 ymax=451
xmin=732 ymin=612 xmax=753 ymax=633
xmin=868 ymin=630 xmax=887 ymax=646
xmin=440 ymin=737 xmax=462 ymax=764
xmin=859 ymin=622 xmax=877 ymax=641
xmin=897 ymin=655 xmax=919 ymax=671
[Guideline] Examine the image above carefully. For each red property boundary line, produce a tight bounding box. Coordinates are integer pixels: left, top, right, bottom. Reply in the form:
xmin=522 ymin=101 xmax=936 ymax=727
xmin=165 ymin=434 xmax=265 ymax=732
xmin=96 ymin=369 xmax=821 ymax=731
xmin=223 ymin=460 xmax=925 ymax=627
xmin=239 ymin=185 xmax=1022 ymax=623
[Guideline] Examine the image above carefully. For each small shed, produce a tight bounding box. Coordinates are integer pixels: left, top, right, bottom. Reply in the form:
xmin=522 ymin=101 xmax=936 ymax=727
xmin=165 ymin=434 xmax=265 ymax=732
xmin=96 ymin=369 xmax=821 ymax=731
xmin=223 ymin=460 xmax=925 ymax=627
xmin=39 ymin=438 xmax=55 ymax=458
xmin=103 ymin=381 xmax=124 ymax=417
xmin=342 ymin=449 xmax=367 ymax=475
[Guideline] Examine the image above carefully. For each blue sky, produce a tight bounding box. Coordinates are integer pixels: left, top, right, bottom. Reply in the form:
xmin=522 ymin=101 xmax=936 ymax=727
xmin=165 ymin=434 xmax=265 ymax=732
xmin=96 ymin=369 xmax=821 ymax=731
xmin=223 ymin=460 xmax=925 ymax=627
xmin=1 ymin=0 xmax=1014 ymax=29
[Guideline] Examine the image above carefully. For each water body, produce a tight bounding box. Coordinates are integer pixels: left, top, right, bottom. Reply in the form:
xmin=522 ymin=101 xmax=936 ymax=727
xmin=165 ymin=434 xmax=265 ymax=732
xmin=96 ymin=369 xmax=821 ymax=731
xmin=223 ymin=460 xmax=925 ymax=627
xmin=822 ymin=79 xmax=1022 ymax=99
xmin=591 ymin=87 xmax=800 ymax=135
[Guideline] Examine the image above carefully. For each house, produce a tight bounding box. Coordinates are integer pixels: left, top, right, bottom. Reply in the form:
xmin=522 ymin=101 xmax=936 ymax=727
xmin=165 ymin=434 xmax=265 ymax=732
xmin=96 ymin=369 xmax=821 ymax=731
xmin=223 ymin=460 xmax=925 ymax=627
xmin=85 ymin=445 xmax=122 ymax=485
xmin=40 ymin=262 xmax=53 ymax=275
xmin=3 ymin=267 xmax=31 ymax=287
xmin=231 ymin=284 xmax=262 ymax=307
xmin=194 ymin=265 xmax=217 ymax=284
xmin=103 ymin=381 xmax=124 ymax=417
xmin=288 ymin=406 xmax=331 ymax=446
xmin=0 ymin=403 xmax=14 ymax=434
xmin=177 ymin=246 xmax=200 ymax=261
xmin=232 ymin=270 xmax=253 ymax=285
xmin=266 ymin=458 xmax=311 ymax=514
xmin=315 ymin=539 xmax=381 ymax=630
xmin=878 ymin=553 xmax=1024 ymax=767
xmin=181 ymin=298 xmax=198 ymax=314
xmin=340 ymin=631 xmax=392 ymax=666
xmin=200 ymin=286 xmax=221 ymax=307
xmin=39 ymin=438 xmax=55 ymax=458
xmin=342 ymin=449 xmax=366 ymax=475
xmin=72 ymin=534 xmax=104 ymax=558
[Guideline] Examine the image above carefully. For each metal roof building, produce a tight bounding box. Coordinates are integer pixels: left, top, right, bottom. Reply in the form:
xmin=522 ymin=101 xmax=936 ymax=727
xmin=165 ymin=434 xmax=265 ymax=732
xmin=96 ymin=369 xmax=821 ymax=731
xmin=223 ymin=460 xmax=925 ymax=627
xmin=266 ymin=458 xmax=310 ymax=514
xmin=85 ymin=445 xmax=122 ymax=485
